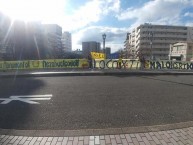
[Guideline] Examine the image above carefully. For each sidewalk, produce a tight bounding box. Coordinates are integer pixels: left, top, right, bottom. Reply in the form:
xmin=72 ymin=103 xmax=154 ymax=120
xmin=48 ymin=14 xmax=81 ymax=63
xmin=1 ymin=126 xmax=193 ymax=145
xmin=1 ymin=69 xmax=193 ymax=78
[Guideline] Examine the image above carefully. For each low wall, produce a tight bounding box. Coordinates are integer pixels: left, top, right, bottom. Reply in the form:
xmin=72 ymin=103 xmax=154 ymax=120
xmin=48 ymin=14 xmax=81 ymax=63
xmin=0 ymin=59 xmax=193 ymax=70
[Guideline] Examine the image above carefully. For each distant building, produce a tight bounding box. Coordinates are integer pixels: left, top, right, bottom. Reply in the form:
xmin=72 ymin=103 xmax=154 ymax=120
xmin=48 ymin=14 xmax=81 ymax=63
xmin=74 ymin=49 xmax=82 ymax=55
xmin=103 ymin=47 xmax=111 ymax=58
xmin=0 ymin=17 xmax=46 ymax=60
xmin=62 ymin=32 xmax=72 ymax=52
xmin=82 ymin=41 xmax=101 ymax=58
xmin=125 ymin=23 xmax=193 ymax=60
xmin=124 ymin=33 xmax=135 ymax=58
xmin=169 ymin=42 xmax=193 ymax=61
xmin=0 ymin=13 xmax=13 ymax=60
xmin=43 ymin=24 xmax=62 ymax=58
xmin=13 ymin=21 xmax=46 ymax=60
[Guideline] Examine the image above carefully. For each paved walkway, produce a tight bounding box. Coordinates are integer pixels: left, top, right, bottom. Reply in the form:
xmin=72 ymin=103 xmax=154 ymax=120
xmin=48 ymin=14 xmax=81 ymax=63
xmin=1 ymin=127 xmax=193 ymax=145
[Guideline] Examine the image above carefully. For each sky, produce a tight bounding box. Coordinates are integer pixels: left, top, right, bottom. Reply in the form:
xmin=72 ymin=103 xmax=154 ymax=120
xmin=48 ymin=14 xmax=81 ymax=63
xmin=0 ymin=0 xmax=193 ymax=52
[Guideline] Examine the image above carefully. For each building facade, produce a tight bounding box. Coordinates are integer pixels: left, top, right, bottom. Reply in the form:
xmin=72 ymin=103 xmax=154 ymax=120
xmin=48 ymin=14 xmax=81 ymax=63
xmin=43 ymin=24 xmax=62 ymax=58
xmin=62 ymin=32 xmax=72 ymax=52
xmin=0 ymin=12 xmax=14 ymax=60
xmin=0 ymin=15 xmax=63 ymax=60
xmin=169 ymin=42 xmax=193 ymax=61
xmin=125 ymin=24 xmax=193 ymax=60
xmin=82 ymin=41 xmax=101 ymax=58
xmin=103 ymin=47 xmax=111 ymax=58
xmin=0 ymin=13 xmax=47 ymax=60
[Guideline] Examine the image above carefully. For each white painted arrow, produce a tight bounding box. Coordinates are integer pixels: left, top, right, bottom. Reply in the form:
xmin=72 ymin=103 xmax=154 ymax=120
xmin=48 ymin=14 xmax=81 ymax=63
xmin=0 ymin=94 xmax=53 ymax=104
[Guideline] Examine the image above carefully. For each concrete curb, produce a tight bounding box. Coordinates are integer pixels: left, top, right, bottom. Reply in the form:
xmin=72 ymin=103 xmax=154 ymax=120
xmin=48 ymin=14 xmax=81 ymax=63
xmin=1 ymin=71 xmax=193 ymax=78
xmin=0 ymin=121 xmax=193 ymax=136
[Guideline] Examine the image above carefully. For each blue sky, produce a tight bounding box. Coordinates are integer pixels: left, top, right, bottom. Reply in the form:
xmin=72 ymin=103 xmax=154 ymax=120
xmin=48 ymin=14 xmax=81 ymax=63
xmin=0 ymin=0 xmax=193 ymax=52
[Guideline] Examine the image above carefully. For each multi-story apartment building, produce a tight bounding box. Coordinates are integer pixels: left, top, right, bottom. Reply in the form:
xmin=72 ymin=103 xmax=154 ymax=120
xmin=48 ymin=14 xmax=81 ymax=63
xmin=125 ymin=23 xmax=193 ymax=60
xmin=169 ymin=42 xmax=193 ymax=61
xmin=82 ymin=41 xmax=101 ymax=58
xmin=61 ymin=32 xmax=72 ymax=52
xmin=43 ymin=24 xmax=62 ymax=58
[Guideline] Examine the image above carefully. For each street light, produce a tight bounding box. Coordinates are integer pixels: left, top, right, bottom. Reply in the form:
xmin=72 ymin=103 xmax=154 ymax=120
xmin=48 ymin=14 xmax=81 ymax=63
xmin=102 ymin=33 xmax=106 ymax=54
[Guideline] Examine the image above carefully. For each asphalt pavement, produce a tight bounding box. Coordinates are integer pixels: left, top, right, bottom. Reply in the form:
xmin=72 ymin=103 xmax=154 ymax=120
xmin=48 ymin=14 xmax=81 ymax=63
xmin=0 ymin=75 xmax=193 ymax=130
xmin=1 ymin=68 xmax=193 ymax=78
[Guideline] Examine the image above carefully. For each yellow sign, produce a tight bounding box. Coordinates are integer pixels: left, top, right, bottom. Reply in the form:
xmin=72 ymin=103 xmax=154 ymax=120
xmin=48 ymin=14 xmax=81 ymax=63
xmin=91 ymin=52 xmax=105 ymax=59
xmin=144 ymin=61 xmax=150 ymax=69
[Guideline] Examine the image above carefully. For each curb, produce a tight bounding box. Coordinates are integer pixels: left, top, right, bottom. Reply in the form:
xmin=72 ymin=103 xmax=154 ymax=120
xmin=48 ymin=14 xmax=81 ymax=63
xmin=1 ymin=71 xmax=193 ymax=78
xmin=0 ymin=121 xmax=193 ymax=136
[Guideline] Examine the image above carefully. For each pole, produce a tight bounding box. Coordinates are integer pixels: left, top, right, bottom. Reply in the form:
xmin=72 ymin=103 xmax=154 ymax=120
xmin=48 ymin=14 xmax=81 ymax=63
xmin=149 ymin=32 xmax=153 ymax=60
xmin=103 ymin=39 xmax=105 ymax=50
xmin=102 ymin=33 xmax=106 ymax=58
xmin=150 ymin=41 xmax=153 ymax=60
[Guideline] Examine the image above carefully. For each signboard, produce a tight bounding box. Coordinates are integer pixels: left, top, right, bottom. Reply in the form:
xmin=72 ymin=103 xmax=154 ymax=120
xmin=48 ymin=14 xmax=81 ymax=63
xmin=94 ymin=59 xmax=140 ymax=69
xmin=148 ymin=60 xmax=193 ymax=70
xmin=0 ymin=59 xmax=89 ymax=70
xmin=1 ymin=59 xmax=193 ymax=70
xmin=91 ymin=52 xmax=105 ymax=59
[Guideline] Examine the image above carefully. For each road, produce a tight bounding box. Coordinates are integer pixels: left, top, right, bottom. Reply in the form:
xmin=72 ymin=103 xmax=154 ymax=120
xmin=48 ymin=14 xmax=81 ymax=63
xmin=0 ymin=75 xmax=193 ymax=130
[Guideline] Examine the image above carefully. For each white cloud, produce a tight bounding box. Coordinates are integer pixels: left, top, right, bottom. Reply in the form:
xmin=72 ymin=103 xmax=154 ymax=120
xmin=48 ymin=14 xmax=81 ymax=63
xmin=72 ymin=26 xmax=127 ymax=52
xmin=59 ymin=0 xmax=121 ymax=31
xmin=185 ymin=22 xmax=193 ymax=26
xmin=0 ymin=0 xmax=121 ymax=32
xmin=0 ymin=0 xmax=66 ymax=22
xmin=184 ymin=12 xmax=193 ymax=17
xmin=0 ymin=0 xmax=123 ymax=52
xmin=117 ymin=0 xmax=192 ymax=28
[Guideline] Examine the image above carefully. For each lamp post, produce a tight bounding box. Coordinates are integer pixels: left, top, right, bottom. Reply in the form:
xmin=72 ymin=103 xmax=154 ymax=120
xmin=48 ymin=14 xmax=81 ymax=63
xmin=102 ymin=33 xmax=106 ymax=54
xmin=149 ymin=32 xmax=153 ymax=60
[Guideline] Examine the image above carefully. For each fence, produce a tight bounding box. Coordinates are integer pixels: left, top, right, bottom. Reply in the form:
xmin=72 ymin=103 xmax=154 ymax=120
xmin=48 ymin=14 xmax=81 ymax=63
xmin=0 ymin=59 xmax=193 ymax=70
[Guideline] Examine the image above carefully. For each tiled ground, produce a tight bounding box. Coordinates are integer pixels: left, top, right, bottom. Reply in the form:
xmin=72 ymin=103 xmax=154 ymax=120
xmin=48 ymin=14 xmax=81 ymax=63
xmin=1 ymin=127 xmax=193 ymax=145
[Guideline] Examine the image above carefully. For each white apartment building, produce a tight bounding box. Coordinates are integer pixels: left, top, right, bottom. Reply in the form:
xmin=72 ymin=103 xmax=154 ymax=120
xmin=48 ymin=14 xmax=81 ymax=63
xmin=125 ymin=23 xmax=193 ymax=60
xmin=169 ymin=42 xmax=193 ymax=61
xmin=62 ymin=32 xmax=72 ymax=52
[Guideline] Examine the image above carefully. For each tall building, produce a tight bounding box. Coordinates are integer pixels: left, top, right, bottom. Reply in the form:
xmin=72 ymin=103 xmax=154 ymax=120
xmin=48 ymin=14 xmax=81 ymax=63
xmin=61 ymin=32 xmax=72 ymax=52
xmin=43 ymin=24 xmax=62 ymax=58
xmin=0 ymin=14 xmax=46 ymax=60
xmin=125 ymin=23 xmax=193 ymax=60
xmin=103 ymin=47 xmax=111 ymax=58
xmin=124 ymin=33 xmax=135 ymax=58
xmin=0 ymin=12 xmax=14 ymax=60
xmin=82 ymin=41 xmax=101 ymax=58
xmin=13 ymin=21 xmax=46 ymax=60
xmin=0 ymin=15 xmax=63 ymax=60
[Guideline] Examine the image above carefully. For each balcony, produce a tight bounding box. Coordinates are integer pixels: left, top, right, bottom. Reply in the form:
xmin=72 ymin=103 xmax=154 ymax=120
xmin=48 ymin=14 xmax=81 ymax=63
xmin=139 ymin=45 xmax=169 ymax=49
xmin=138 ymin=34 xmax=187 ymax=39
xmin=140 ymin=28 xmax=187 ymax=33
xmin=150 ymin=40 xmax=184 ymax=43
xmin=152 ymin=51 xmax=169 ymax=55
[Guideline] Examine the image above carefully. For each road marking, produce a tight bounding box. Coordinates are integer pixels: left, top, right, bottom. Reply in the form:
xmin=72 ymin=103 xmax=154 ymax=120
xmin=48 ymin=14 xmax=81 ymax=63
xmin=0 ymin=94 xmax=53 ymax=104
